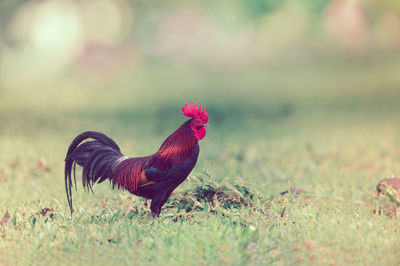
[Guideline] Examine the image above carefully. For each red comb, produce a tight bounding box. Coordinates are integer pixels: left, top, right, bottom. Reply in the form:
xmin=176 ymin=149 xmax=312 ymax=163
xmin=182 ymin=101 xmax=208 ymax=123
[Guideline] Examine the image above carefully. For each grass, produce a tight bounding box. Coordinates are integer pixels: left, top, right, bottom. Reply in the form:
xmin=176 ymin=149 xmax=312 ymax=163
xmin=1 ymin=56 xmax=400 ymax=265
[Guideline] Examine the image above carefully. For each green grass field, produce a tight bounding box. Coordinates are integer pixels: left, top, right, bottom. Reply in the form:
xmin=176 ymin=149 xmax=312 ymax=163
xmin=1 ymin=56 xmax=400 ymax=265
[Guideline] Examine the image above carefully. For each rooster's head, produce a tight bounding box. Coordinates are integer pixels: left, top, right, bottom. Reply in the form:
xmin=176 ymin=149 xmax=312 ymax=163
xmin=182 ymin=101 xmax=209 ymax=140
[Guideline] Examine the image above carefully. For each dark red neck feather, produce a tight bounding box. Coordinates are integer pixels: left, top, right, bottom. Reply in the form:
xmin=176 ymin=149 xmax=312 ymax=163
xmin=156 ymin=119 xmax=197 ymax=163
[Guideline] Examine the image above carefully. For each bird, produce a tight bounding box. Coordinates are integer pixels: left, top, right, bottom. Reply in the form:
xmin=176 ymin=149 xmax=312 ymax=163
xmin=64 ymin=102 xmax=208 ymax=217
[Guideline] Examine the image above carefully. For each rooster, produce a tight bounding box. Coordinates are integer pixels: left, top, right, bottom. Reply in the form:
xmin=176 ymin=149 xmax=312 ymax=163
xmin=65 ymin=102 xmax=208 ymax=217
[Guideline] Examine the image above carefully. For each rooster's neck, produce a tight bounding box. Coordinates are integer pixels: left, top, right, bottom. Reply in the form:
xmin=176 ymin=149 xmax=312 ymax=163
xmin=157 ymin=120 xmax=197 ymax=162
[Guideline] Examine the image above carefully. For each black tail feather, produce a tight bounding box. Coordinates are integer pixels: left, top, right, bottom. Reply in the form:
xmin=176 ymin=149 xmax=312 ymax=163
xmin=65 ymin=131 xmax=124 ymax=215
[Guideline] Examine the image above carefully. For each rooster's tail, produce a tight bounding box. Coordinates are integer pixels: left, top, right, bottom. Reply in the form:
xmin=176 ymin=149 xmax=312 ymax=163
xmin=65 ymin=131 xmax=124 ymax=215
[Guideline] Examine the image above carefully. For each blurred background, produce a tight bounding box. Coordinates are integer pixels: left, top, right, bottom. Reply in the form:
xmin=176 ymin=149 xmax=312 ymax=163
xmin=0 ymin=0 xmax=400 ymax=164
xmin=1 ymin=0 xmax=399 ymax=111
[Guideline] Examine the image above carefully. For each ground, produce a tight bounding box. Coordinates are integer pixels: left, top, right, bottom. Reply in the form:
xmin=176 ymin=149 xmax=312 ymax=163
xmin=0 ymin=56 xmax=400 ymax=265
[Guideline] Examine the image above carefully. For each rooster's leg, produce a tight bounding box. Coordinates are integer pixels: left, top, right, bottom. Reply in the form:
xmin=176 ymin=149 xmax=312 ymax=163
xmin=150 ymin=199 xmax=161 ymax=218
xmin=150 ymin=191 xmax=172 ymax=218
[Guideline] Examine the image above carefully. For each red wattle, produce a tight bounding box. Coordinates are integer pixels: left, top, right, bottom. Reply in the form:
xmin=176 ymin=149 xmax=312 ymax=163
xmin=195 ymin=127 xmax=206 ymax=140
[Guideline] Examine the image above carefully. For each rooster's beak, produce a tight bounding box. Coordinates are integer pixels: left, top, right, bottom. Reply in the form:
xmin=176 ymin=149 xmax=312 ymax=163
xmin=203 ymin=123 xmax=209 ymax=127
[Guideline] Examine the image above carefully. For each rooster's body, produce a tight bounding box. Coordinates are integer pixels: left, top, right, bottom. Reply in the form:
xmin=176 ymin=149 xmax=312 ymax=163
xmin=65 ymin=102 xmax=208 ymax=217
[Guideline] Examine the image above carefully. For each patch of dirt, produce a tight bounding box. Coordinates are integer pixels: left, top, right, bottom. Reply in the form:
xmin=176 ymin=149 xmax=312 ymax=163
xmin=374 ymin=178 xmax=400 ymax=217
xmin=167 ymin=183 xmax=254 ymax=213
xmin=377 ymin=178 xmax=400 ymax=198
